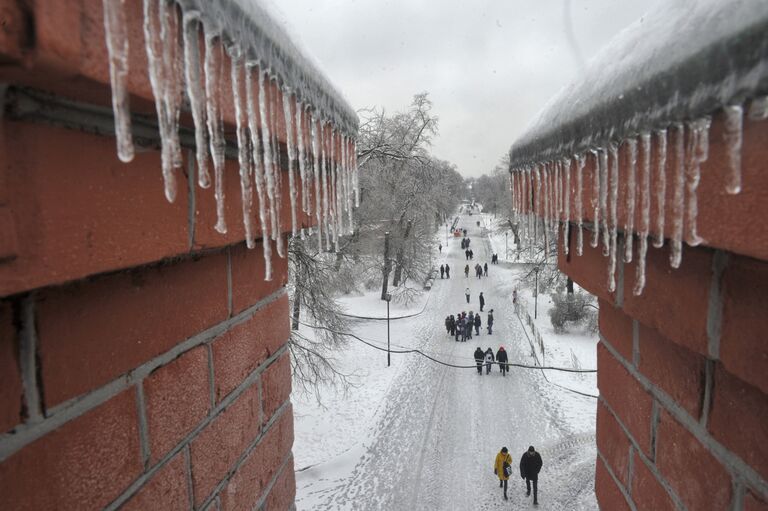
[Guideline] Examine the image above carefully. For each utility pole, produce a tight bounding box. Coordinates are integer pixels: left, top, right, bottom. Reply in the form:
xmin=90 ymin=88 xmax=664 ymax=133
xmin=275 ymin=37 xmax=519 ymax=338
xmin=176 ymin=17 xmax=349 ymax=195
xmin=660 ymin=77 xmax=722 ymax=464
xmin=384 ymin=292 xmax=392 ymax=367
xmin=505 ymin=231 xmax=508 ymax=260
xmin=381 ymin=231 xmax=391 ymax=300
xmin=534 ymin=266 xmax=540 ymax=319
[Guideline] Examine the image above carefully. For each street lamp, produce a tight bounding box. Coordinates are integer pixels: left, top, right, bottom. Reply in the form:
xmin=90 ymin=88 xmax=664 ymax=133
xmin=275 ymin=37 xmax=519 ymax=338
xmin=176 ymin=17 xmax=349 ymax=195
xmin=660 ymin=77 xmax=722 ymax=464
xmin=533 ymin=266 xmax=540 ymax=319
xmin=505 ymin=231 xmax=508 ymax=261
xmin=384 ymin=292 xmax=392 ymax=367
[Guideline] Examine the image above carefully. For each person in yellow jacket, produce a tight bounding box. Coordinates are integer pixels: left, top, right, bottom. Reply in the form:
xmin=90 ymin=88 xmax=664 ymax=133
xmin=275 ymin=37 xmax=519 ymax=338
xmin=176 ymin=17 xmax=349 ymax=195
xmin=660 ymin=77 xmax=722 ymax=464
xmin=494 ymin=446 xmax=513 ymax=500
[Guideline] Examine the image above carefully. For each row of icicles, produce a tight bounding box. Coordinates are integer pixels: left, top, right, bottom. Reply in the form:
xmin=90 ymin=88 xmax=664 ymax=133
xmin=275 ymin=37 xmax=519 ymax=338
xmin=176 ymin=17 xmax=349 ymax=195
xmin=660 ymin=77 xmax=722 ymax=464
xmin=510 ymin=96 xmax=768 ymax=296
xmin=102 ymin=0 xmax=359 ymax=280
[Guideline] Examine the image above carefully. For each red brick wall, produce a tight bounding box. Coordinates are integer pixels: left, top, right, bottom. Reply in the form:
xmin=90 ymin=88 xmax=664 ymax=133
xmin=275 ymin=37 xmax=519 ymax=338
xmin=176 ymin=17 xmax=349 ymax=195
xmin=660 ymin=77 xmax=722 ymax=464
xmin=549 ymin=109 xmax=768 ymax=509
xmin=0 ymin=1 xmax=305 ymax=509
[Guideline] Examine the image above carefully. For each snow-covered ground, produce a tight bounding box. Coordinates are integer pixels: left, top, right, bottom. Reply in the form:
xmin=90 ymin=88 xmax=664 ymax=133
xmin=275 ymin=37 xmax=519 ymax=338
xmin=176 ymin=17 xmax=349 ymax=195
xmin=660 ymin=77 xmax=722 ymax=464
xmin=292 ymin=212 xmax=599 ymax=510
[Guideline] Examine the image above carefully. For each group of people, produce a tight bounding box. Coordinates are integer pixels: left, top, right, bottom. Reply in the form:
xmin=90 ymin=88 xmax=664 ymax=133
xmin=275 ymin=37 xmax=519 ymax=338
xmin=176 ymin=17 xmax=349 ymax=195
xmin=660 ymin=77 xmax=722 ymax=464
xmin=494 ymin=446 xmax=543 ymax=504
xmin=473 ymin=345 xmax=508 ymax=375
xmin=445 ymin=309 xmax=494 ymax=341
xmin=491 ymin=253 xmax=499 ymax=264
xmin=439 ymin=264 xmax=451 ymax=278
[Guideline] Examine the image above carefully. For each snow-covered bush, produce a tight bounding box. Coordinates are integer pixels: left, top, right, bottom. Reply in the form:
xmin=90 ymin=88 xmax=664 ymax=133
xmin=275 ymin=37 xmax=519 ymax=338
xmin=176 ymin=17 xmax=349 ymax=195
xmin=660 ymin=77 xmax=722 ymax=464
xmin=548 ymin=291 xmax=598 ymax=334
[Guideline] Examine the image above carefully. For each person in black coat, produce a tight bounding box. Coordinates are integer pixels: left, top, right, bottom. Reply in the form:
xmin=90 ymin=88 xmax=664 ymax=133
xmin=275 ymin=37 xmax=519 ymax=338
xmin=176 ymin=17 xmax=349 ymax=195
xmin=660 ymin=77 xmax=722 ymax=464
xmin=474 ymin=313 xmax=481 ymax=335
xmin=487 ymin=310 xmax=494 ymax=335
xmin=496 ymin=346 xmax=508 ymax=376
xmin=473 ymin=347 xmax=484 ymax=374
xmin=484 ymin=347 xmax=494 ymax=374
xmin=484 ymin=262 xmax=489 ymax=276
xmin=520 ymin=446 xmax=543 ymax=505
xmin=440 ymin=264 xmax=445 ymax=279
xmin=479 ymin=292 xmax=485 ymax=311
xmin=445 ymin=264 xmax=450 ymax=278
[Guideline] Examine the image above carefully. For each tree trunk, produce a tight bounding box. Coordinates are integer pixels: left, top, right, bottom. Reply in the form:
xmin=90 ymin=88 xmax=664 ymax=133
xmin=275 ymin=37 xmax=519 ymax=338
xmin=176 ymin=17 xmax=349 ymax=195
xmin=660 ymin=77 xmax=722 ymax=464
xmin=391 ymin=219 xmax=412 ymax=287
xmin=381 ymin=231 xmax=391 ymax=300
xmin=567 ymin=277 xmax=574 ymax=294
xmin=291 ymin=293 xmax=301 ymax=330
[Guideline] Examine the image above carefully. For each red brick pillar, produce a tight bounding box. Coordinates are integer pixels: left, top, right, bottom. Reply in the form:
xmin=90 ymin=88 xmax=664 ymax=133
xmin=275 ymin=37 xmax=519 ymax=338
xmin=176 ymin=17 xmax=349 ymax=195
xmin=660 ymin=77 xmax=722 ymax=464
xmin=0 ymin=1 xmax=314 ymax=508
xmin=557 ymin=111 xmax=768 ymax=509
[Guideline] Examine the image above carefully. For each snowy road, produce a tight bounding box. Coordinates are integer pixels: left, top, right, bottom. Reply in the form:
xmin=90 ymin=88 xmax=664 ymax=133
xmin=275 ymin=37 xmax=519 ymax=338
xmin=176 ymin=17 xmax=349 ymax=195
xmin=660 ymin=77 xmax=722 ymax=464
xmin=298 ymin=216 xmax=597 ymax=510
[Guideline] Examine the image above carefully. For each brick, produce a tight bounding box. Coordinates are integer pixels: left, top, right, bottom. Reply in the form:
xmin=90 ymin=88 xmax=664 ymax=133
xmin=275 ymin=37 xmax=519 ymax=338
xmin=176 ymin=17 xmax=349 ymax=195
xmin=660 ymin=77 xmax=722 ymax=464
xmin=720 ymin=255 xmax=768 ymax=395
xmin=0 ymin=300 xmax=22 ymax=432
xmin=637 ymin=323 xmax=706 ymax=420
xmin=597 ymin=342 xmax=653 ymax=455
xmin=262 ymin=353 xmax=292 ymax=423
xmin=745 ymin=490 xmax=768 ymax=511
xmin=0 ymin=389 xmax=141 ymax=510
xmin=596 ymin=400 xmax=631 ymax=487
xmin=230 ymin=241 xmax=289 ymax=315
xmin=190 ymin=383 xmax=261 ymax=505
xmin=598 ymin=299 xmax=634 ymax=363
xmin=708 ymin=365 xmax=768 ymax=482
xmin=558 ymin=227 xmax=617 ymax=304
xmin=595 ymin=455 xmax=631 ymax=511
xmin=36 ymin=250 xmax=228 ymax=407
xmin=144 ymin=346 xmax=211 ymax=463
xmin=220 ymin=405 xmax=294 ymax=511
xmin=263 ymin=456 xmax=296 ymax=511
xmin=631 ymin=456 xmax=677 ymax=511
xmin=623 ymin=243 xmax=712 ymax=356
xmin=656 ymin=409 xmax=732 ymax=510
xmin=1 ymin=121 xmax=190 ymax=297
xmin=121 ymin=451 xmax=190 ymax=511
xmin=212 ymin=296 xmax=289 ymax=402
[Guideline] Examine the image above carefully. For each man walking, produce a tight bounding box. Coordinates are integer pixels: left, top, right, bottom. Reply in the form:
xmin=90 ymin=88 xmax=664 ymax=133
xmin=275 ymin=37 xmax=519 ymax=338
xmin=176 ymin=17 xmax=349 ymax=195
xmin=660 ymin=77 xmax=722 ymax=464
xmin=520 ymin=446 xmax=543 ymax=505
xmin=474 ymin=313 xmax=482 ymax=336
xmin=440 ymin=264 xmax=445 ymax=279
xmin=494 ymin=447 xmax=513 ymax=500
xmin=479 ymin=292 xmax=485 ymax=312
xmin=465 ymin=287 xmax=470 ymax=303
xmin=484 ymin=347 xmax=494 ymax=374
xmin=487 ymin=309 xmax=494 ymax=334
xmin=474 ymin=347 xmax=484 ymax=374
xmin=464 ymin=264 xmax=470 ymax=278
xmin=484 ymin=262 xmax=488 ymax=276
xmin=445 ymin=264 xmax=450 ymax=278
xmin=496 ymin=346 xmax=508 ymax=376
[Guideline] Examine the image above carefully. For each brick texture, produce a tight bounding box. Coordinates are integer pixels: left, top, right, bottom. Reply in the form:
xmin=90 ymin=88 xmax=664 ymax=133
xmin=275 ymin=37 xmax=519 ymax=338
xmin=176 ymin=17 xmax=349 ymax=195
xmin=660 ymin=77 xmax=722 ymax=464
xmin=745 ymin=490 xmax=768 ymax=511
xmin=0 ymin=300 xmax=21 ymax=432
xmin=656 ymin=409 xmax=732 ymax=510
xmin=261 ymin=353 xmax=292 ymax=424
xmin=230 ymin=241 xmax=289 ymax=315
xmin=595 ymin=455 xmax=631 ymax=511
xmin=263 ymin=456 xmax=297 ymax=511
xmin=708 ymin=365 xmax=768 ymax=482
xmin=144 ymin=345 xmax=211 ymax=463
xmin=720 ymin=254 xmax=768 ymax=395
xmin=597 ymin=342 xmax=653 ymax=456
xmin=121 ymin=451 xmax=190 ymax=511
xmin=190 ymin=383 xmax=261 ymax=505
xmin=598 ymin=298 xmax=634 ymax=363
xmin=637 ymin=323 xmax=705 ymax=420
xmin=211 ymin=296 xmax=290 ymax=402
xmin=631 ymin=456 xmax=677 ymax=511
xmin=596 ymin=400 xmax=631 ymax=487
xmin=0 ymin=389 xmax=141 ymax=510
xmin=36 ymin=250 xmax=228 ymax=407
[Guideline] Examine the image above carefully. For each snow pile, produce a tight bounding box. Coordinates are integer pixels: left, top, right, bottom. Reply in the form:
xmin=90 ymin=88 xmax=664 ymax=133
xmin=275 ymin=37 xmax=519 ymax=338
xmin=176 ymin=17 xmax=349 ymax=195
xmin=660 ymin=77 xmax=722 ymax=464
xmin=102 ymin=0 xmax=359 ymax=279
xmin=508 ymin=0 xmax=768 ymax=295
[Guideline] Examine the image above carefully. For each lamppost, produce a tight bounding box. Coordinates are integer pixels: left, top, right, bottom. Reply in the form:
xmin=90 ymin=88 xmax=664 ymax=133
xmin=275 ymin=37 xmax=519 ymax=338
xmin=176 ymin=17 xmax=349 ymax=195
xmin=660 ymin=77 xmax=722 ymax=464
xmin=384 ymin=292 xmax=392 ymax=367
xmin=505 ymin=231 xmax=508 ymax=261
xmin=533 ymin=266 xmax=540 ymax=319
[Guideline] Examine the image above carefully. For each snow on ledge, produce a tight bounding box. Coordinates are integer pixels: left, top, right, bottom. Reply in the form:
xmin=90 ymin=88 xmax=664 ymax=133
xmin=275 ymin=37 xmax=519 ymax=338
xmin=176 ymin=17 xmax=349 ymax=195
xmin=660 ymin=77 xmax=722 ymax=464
xmin=508 ymin=0 xmax=768 ymax=168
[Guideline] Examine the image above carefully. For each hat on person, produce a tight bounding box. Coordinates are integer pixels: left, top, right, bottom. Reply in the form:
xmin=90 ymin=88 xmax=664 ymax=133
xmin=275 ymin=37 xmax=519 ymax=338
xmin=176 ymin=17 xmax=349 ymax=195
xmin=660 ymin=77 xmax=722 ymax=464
xmin=528 ymin=446 xmax=535 ymax=453
xmin=501 ymin=447 xmax=508 ymax=453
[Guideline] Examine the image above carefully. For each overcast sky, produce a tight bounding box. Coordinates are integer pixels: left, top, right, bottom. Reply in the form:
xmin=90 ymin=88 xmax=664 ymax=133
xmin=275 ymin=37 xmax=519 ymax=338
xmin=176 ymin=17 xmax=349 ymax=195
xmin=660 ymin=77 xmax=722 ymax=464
xmin=266 ymin=0 xmax=663 ymax=178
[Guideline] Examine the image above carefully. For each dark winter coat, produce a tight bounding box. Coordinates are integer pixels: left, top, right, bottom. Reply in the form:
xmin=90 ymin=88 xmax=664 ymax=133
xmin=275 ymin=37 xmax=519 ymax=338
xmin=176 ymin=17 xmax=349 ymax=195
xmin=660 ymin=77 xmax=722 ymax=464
xmin=520 ymin=451 xmax=543 ymax=480
xmin=474 ymin=315 xmax=481 ymax=327
xmin=496 ymin=348 xmax=508 ymax=370
xmin=487 ymin=313 xmax=494 ymax=326
xmin=479 ymin=294 xmax=485 ymax=307
xmin=474 ymin=348 xmax=485 ymax=362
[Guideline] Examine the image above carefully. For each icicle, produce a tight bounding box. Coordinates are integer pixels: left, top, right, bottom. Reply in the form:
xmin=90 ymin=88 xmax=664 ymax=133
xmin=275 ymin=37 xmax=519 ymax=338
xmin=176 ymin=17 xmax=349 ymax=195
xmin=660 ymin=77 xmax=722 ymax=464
xmin=652 ymin=129 xmax=667 ymax=248
xmin=554 ymin=161 xmax=561 ymax=221
xmin=229 ymin=51 xmax=255 ymax=249
xmin=624 ymin=138 xmax=638 ymax=263
xmin=311 ymin=117 xmax=324 ymax=251
xmin=296 ymin=102 xmax=309 ymax=216
xmin=533 ymin=165 xmax=541 ymax=258
xmin=634 ymin=133 xmax=652 ymax=296
xmin=102 ymin=0 xmax=134 ymax=163
xmin=685 ymin=118 xmax=711 ymax=247
xmin=352 ymin=140 xmax=360 ymax=208
xmin=320 ymin=124 xmax=332 ymax=249
xmin=181 ymin=13 xmax=209 ymax=188
xmin=607 ymin=144 xmax=619 ymax=292
xmin=575 ymin=154 xmax=585 ymax=256
xmin=542 ymin=163 xmax=550 ymax=261
xmin=723 ymin=104 xmax=743 ymax=194
xmin=563 ymin=157 xmax=571 ymax=255
xmin=282 ymin=89 xmax=298 ymax=237
xmin=257 ymin=72 xmax=279 ymax=246
xmin=346 ymin=137 xmax=354 ymax=231
xmin=748 ymin=96 xmax=768 ymax=121
xmin=670 ymin=123 xmax=685 ymax=268
xmin=143 ymin=0 xmax=181 ymax=202
xmin=245 ymin=65 xmax=272 ymax=280
xmin=599 ymin=149 xmax=609 ymax=256
xmin=203 ymin=32 xmax=227 ymax=233
xmin=590 ymin=151 xmax=600 ymax=249
xmin=328 ymin=128 xmax=338 ymax=250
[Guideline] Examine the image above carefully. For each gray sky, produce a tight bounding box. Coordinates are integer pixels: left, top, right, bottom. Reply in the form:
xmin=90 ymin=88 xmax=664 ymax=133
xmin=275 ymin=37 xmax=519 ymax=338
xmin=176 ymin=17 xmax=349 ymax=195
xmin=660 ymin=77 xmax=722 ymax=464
xmin=266 ymin=0 xmax=662 ymax=178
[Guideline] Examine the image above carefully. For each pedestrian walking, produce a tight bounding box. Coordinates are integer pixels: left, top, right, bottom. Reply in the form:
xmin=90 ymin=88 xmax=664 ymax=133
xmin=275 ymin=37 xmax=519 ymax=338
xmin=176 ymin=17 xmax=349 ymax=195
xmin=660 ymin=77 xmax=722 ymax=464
xmin=484 ymin=347 xmax=494 ymax=374
xmin=469 ymin=249 xmax=474 ymax=260
xmin=476 ymin=264 xmax=482 ymax=279
xmin=449 ymin=315 xmax=456 ymax=336
xmin=464 ymin=264 xmax=470 ymax=278
xmin=445 ymin=315 xmax=451 ymax=334
xmin=474 ymin=347 xmax=484 ymax=374
xmin=445 ymin=264 xmax=451 ymax=278
xmin=466 ymin=312 xmax=474 ymax=340
xmin=479 ymin=292 xmax=485 ymax=311
xmin=487 ymin=310 xmax=494 ymax=335
xmin=496 ymin=346 xmax=508 ymax=376
xmin=520 ymin=446 xmax=543 ymax=506
xmin=474 ymin=313 xmax=482 ymax=335
xmin=494 ymin=447 xmax=513 ymax=500
xmin=465 ymin=287 xmax=470 ymax=303
xmin=440 ymin=264 xmax=445 ymax=279
xmin=484 ymin=262 xmax=488 ymax=276
xmin=455 ymin=316 xmax=462 ymax=342
xmin=439 ymin=243 xmax=442 ymax=253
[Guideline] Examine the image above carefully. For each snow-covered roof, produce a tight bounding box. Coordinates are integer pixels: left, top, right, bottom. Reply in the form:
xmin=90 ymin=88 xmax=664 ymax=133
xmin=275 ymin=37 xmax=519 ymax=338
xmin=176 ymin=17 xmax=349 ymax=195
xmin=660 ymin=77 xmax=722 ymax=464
xmin=177 ymin=0 xmax=358 ymax=135
xmin=508 ymin=0 xmax=768 ymax=168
